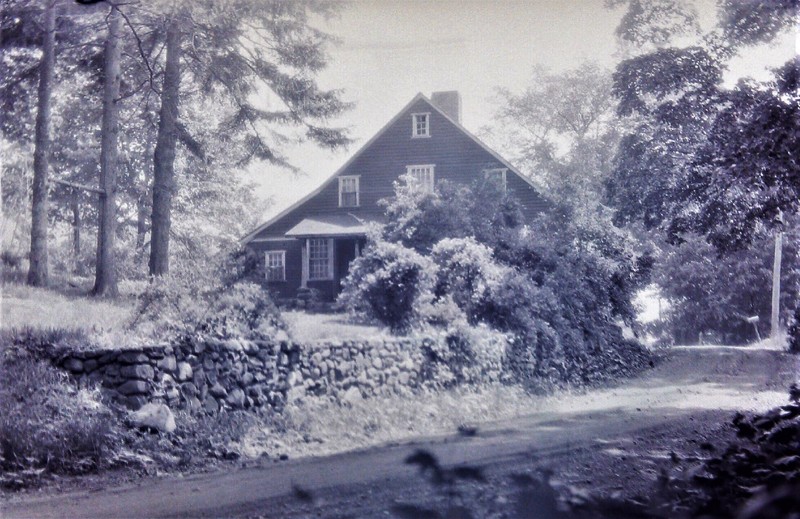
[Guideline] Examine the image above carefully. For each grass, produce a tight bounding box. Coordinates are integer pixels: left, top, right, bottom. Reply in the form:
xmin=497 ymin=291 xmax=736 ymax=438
xmin=233 ymin=384 xmax=541 ymax=460
xmin=1 ymin=283 xmax=134 ymax=333
xmin=282 ymin=310 xmax=394 ymax=343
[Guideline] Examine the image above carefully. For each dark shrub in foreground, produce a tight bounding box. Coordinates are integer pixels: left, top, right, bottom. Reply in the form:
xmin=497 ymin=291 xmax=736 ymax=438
xmin=0 ymin=349 xmax=123 ymax=485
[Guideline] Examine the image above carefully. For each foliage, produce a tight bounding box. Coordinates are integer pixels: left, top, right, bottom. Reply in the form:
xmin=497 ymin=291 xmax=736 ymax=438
xmin=128 ymin=247 xmax=285 ymax=342
xmin=606 ymin=2 xmax=799 ymax=252
xmin=380 ymin=175 xmax=523 ymax=254
xmin=347 ymin=177 xmax=653 ymax=388
xmin=339 ymin=237 xmax=436 ymax=334
xmin=653 ymin=226 xmax=800 ymax=345
xmin=0 ymin=349 xmax=123 ymax=487
xmin=788 ymin=306 xmax=800 ymax=354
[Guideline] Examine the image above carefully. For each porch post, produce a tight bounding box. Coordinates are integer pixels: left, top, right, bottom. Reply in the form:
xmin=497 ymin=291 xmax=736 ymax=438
xmin=301 ymin=238 xmax=309 ymax=288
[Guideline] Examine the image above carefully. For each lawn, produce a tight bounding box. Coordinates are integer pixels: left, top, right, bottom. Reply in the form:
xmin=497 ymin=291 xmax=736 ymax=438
xmin=1 ymin=283 xmax=134 ymax=332
xmin=282 ymin=310 xmax=392 ymax=343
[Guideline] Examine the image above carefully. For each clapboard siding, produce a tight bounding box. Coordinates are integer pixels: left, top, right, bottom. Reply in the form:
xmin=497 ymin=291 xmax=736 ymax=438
xmin=249 ymin=96 xmax=548 ymax=240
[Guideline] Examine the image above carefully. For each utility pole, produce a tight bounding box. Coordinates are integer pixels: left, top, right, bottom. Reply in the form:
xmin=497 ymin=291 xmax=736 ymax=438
xmin=771 ymin=230 xmax=783 ymax=345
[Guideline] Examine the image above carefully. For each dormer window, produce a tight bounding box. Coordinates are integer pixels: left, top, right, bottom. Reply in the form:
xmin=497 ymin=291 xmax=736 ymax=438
xmin=338 ymin=175 xmax=360 ymax=207
xmin=483 ymin=167 xmax=508 ymax=191
xmin=412 ymin=113 xmax=430 ymax=138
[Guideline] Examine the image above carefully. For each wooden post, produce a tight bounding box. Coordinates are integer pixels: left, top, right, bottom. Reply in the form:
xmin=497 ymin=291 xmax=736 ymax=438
xmin=301 ymin=239 xmax=309 ymax=288
xmin=771 ymin=231 xmax=783 ymax=344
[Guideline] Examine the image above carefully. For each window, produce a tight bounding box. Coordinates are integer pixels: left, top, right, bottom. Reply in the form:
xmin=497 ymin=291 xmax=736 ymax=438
xmin=265 ymin=251 xmax=285 ymax=282
xmin=406 ymin=164 xmax=435 ymax=193
xmin=338 ymin=176 xmax=360 ymax=207
xmin=483 ymin=167 xmax=508 ymax=191
xmin=308 ymin=238 xmax=332 ymax=280
xmin=412 ymin=113 xmax=430 ymax=138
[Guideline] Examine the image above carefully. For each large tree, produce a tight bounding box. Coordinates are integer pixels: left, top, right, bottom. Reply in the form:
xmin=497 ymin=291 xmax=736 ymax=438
xmin=145 ymin=0 xmax=352 ymax=276
xmin=606 ymin=0 xmax=799 ymax=251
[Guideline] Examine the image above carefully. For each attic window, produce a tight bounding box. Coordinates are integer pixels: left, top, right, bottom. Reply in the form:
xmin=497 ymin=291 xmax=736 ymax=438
xmin=483 ymin=168 xmax=508 ymax=191
xmin=412 ymin=113 xmax=430 ymax=138
xmin=338 ymin=175 xmax=360 ymax=207
xmin=407 ymin=164 xmax=435 ymax=193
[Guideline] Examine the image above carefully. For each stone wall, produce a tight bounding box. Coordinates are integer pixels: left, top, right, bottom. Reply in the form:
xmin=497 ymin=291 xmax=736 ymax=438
xmin=52 ymin=336 xmax=458 ymax=413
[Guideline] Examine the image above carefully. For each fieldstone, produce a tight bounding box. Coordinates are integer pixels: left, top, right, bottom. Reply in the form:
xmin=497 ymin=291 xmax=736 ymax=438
xmin=176 ymin=362 xmax=193 ymax=381
xmin=203 ymin=396 xmax=219 ymax=414
xmin=398 ymin=372 xmax=410 ymax=385
xmin=372 ymin=357 xmax=383 ymax=370
xmin=209 ymin=382 xmax=227 ymax=398
xmin=223 ymin=339 xmax=243 ymax=352
xmin=118 ymin=351 xmax=149 ymax=364
xmin=165 ymin=387 xmax=180 ymax=401
xmin=124 ymin=395 xmax=149 ymax=410
xmin=161 ymin=373 xmax=175 ymax=386
xmin=180 ymin=382 xmax=199 ymax=397
xmin=274 ymin=329 xmax=290 ymax=343
xmin=193 ymin=341 xmax=206 ymax=355
xmin=206 ymin=369 xmax=218 ymax=384
xmin=226 ymin=388 xmax=246 ymax=409
xmin=146 ymin=348 xmax=165 ymax=359
xmin=241 ymin=372 xmax=255 ymax=386
xmin=254 ymin=372 xmax=267 ymax=383
xmin=192 ymin=368 xmax=205 ymax=387
xmin=203 ymin=357 xmax=215 ymax=371
xmin=342 ymin=386 xmax=363 ymax=406
xmin=64 ymin=358 xmax=83 ymax=373
xmin=157 ymin=355 xmax=177 ymax=372
xmin=98 ymin=352 xmax=118 ymax=364
xmin=129 ymin=403 xmax=176 ymax=433
xmin=120 ymin=364 xmax=155 ymax=380
xmin=83 ymin=359 xmax=98 ymax=373
xmin=118 ymin=379 xmax=148 ymax=395
xmin=185 ymin=396 xmax=202 ymax=412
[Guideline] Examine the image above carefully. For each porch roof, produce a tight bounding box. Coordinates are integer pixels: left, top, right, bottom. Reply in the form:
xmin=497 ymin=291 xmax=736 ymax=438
xmin=284 ymin=214 xmax=370 ymax=238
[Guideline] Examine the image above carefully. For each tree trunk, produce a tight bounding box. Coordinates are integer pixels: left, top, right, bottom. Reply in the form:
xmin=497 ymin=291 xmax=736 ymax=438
xmin=92 ymin=6 xmax=121 ymax=297
xmin=27 ymin=0 xmax=56 ymax=287
xmin=149 ymin=21 xmax=181 ymax=276
xmin=72 ymin=192 xmax=82 ymax=275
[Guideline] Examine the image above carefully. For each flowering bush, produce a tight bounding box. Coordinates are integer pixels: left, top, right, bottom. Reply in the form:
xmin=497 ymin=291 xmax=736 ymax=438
xmin=128 ymin=247 xmax=285 ymax=342
xmin=339 ymin=237 xmax=437 ymax=334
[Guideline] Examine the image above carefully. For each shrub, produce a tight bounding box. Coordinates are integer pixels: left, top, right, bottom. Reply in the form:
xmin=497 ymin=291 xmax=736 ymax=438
xmin=789 ymin=305 xmax=800 ymax=354
xmin=0 ymin=349 xmax=123 ymax=485
xmin=127 ymin=247 xmax=285 ymax=342
xmin=339 ymin=237 xmax=437 ymax=333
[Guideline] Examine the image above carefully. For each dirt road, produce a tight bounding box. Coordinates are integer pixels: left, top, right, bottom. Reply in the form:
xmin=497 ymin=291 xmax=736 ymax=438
xmin=3 ymin=346 xmax=797 ymax=518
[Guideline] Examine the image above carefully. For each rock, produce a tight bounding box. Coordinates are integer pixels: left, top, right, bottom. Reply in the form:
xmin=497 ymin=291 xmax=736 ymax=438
xmin=124 ymin=395 xmax=149 ymax=410
xmin=83 ymin=359 xmax=98 ymax=373
xmin=157 ymin=355 xmax=177 ymax=372
xmin=203 ymin=396 xmax=219 ymax=414
xmin=241 ymin=372 xmax=255 ymax=386
xmin=118 ymin=351 xmax=149 ymax=364
xmin=63 ymin=358 xmax=83 ymax=373
xmin=398 ymin=372 xmax=410 ymax=385
xmin=372 ymin=357 xmax=383 ymax=370
xmin=180 ymin=382 xmax=199 ymax=397
xmin=120 ymin=364 xmax=155 ymax=380
xmin=129 ymin=403 xmax=176 ymax=433
xmin=186 ymin=396 xmax=202 ymax=412
xmin=117 ymin=379 xmax=148 ymax=395
xmin=209 ymin=382 xmax=227 ymax=398
xmin=342 ymin=386 xmax=363 ymax=406
xmin=223 ymin=339 xmax=243 ymax=352
xmin=226 ymin=388 xmax=246 ymax=409
xmin=165 ymin=387 xmax=180 ymax=401
xmin=203 ymin=357 xmax=215 ymax=371
xmin=98 ymin=352 xmax=118 ymax=364
xmin=175 ymin=362 xmax=192 ymax=382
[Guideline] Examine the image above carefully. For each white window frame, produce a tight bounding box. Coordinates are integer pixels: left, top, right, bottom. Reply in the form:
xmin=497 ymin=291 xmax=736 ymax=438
xmin=411 ymin=112 xmax=430 ymax=138
xmin=265 ymin=250 xmax=286 ymax=282
xmin=483 ymin=167 xmax=508 ymax=191
xmin=406 ymin=164 xmax=435 ymax=193
xmin=307 ymin=238 xmax=334 ymax=281
xmin=338 ymin=175 xmax=360 ymax=207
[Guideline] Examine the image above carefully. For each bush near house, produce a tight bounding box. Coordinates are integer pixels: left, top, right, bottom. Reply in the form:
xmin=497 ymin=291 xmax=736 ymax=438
xmin=340 ymin=178 xmax=653 ymax=389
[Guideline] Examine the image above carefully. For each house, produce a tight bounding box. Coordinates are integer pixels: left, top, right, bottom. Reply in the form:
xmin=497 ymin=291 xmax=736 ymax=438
xmin=241 ymin=91 xmax=548 ymax=301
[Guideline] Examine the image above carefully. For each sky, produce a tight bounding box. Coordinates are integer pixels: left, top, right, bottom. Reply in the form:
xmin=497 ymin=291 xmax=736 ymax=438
xmin=245 ymin=0 xmax=797 ymax=222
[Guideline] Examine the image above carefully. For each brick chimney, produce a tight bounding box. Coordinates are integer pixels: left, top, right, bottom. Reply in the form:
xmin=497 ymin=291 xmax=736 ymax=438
xmin=430 ymin=91 xmax=461 ymax=124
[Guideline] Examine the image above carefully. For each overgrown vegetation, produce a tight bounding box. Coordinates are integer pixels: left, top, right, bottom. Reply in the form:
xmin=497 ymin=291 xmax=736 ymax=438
xmin=340 ymin=176 xmax=653 ymax=389
xmin=0 ymin=347 xmax=123 ymax=488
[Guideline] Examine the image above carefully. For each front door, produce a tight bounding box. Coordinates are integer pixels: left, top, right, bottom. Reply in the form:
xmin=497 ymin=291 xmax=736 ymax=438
xmin=335 ymin=238 xmax=358 ymax=290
